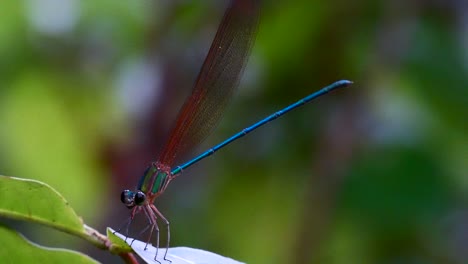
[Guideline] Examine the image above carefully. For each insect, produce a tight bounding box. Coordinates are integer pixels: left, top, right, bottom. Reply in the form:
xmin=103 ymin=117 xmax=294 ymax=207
xmin=119 ymin=0 xmax=351 ymax=262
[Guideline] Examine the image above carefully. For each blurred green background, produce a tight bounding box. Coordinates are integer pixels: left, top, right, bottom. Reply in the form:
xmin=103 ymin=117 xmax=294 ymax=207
xmin=0 ymin=0 xmax=467 ymax=263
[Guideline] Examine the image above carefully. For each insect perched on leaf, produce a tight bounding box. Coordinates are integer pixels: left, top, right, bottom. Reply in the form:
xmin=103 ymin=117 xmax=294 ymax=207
xmin=118 ymin=0 xmax=351 ymax=262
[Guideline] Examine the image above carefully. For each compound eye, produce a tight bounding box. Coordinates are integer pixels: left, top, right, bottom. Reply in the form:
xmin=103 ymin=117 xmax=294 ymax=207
xmin=121 ymin=190 xmax=135 ymax=208
xmin=134 ymin=191 xmax=146 ymax=206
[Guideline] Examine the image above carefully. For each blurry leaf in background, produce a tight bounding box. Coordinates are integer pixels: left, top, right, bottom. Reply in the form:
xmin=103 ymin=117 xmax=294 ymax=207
xmin=0 ymin=72 xmax=108 ymax=223
xmin=334 ymin=147 xmax=456 ymax=263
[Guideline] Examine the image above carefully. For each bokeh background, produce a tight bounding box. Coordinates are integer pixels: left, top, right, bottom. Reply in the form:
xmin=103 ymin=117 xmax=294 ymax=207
xmin=0 ymin=0 xmax=467 ymax=263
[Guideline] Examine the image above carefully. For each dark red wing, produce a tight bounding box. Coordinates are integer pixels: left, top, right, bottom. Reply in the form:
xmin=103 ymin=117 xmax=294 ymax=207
xmin=158 ymin=0 xmax=261 ymax=166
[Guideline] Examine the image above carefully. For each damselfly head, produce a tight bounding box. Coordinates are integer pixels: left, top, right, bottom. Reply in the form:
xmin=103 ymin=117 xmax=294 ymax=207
xmin=121 ymin=189 xmax=146 ymax=208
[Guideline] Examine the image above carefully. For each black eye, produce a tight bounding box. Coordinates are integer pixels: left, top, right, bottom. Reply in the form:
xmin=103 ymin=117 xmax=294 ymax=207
xmin=134 ymin=191 xmax=146 ymax=205
xmin=121 ymin=190 xmax=135 ymax=208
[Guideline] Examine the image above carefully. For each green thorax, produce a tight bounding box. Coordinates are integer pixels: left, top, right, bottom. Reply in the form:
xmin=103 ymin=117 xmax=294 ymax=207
xmin=137 ymin=163 xmax=171 ymax=195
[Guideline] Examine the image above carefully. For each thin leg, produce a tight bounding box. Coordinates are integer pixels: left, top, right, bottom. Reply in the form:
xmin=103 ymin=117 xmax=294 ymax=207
xmin=124 ymin=216 xmax=132 ymax=242
xmin=144 ymin=205 xmax=162 ymax=264
xmin=114 ymin=216 xmax=131 ymax=234
xmin=142 ymin=206 xmax=157 ymax=247
xmin=115 ymin=207 xmax=139 ymax=242
xmin=132 ymin=208 xmax=154 ymax=246
xmin=133 ymin=224 xmax=150 ymax=246
xmin=151 ymin=204 xmax=171 ymax=263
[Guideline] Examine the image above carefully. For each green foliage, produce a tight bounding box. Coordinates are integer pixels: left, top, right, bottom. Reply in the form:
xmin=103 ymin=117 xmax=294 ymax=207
xmin=0 ymin=225 xmax=98 ymax=264
xmin=0 ymin=176 xmax=131 ymax=263
xmin=0 ymin=176 xmax=84 ymax=234
xmin=107 ymin=227 xmax=132 ymax=254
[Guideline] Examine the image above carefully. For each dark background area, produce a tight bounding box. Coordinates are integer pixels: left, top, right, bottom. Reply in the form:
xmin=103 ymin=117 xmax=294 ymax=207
xmin=0 ymin=0 xmax=466 ymax=263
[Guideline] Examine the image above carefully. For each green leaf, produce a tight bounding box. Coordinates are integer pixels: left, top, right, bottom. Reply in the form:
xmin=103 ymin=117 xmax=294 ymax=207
xmin=0 ymin=176 xmax=84 ymax=235
xmin=106 ymin=227 xmax=132 ymax=254
xmin=0 ymin=225 xmax=99 ymax=263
